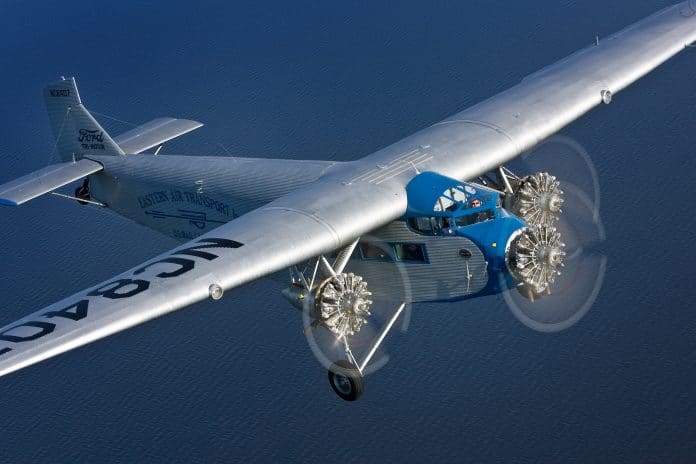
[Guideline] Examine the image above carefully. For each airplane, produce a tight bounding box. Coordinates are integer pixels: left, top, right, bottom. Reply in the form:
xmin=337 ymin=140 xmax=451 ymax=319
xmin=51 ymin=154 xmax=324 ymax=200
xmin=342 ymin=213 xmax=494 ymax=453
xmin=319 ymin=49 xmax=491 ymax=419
xmin=0 ymin=1 xmax=694 ymax=401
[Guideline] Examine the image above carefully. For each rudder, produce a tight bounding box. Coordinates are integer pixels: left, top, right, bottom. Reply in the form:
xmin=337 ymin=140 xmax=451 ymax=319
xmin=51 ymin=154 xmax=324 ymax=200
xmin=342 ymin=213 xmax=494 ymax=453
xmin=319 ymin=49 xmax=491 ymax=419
xmin=44 ymin=77 xmax=124 ymax=161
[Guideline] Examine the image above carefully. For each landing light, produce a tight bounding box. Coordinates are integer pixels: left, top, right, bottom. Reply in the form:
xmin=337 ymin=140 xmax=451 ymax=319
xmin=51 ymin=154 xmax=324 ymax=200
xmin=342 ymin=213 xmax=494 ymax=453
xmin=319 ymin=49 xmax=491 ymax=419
xmin=209 ymin=283 xmax=224 ymax=300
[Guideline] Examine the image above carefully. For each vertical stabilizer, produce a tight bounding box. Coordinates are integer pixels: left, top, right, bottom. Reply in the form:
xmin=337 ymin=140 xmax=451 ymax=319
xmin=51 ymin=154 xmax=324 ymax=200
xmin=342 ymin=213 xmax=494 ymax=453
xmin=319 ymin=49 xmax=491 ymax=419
xmin=44 ymin=77 xmax=124 ymax=161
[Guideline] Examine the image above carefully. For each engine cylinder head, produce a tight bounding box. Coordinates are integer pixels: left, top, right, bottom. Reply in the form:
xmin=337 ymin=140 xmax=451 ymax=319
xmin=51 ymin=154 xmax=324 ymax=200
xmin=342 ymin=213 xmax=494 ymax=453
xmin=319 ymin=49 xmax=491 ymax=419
xmin=510 ymin=172 xmax=564 ymax=227
xmin=315 ymin=273 xmax=372 ymax=337
xmin=507 ymin=225 xmax=566 ymax=295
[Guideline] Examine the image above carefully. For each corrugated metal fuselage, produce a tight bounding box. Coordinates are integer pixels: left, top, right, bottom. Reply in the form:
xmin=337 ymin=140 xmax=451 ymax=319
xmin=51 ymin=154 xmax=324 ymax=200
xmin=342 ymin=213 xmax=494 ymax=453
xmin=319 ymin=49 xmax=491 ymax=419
xmin=88 ymin=154 xmax=343 ymax=241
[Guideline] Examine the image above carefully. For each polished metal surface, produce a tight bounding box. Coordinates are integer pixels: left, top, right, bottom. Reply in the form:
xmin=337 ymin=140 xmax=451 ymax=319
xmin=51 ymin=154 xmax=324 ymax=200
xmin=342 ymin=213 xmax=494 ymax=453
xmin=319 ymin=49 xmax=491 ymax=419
xmin=347 ymin=220 xmax=488 ymax=302
xmin=0 ymin=2 xmax=694 ymax=378
xmin=88 ymin=154 xmax=343 ymax=239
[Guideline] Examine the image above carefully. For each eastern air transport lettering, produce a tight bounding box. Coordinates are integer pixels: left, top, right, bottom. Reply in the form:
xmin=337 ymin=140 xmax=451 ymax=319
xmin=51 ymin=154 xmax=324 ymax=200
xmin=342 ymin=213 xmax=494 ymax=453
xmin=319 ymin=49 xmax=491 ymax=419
xmin=138 ymin=191 xmax=169 ymax=208
xmin=0 ymin=237 xmax=244 ymax=357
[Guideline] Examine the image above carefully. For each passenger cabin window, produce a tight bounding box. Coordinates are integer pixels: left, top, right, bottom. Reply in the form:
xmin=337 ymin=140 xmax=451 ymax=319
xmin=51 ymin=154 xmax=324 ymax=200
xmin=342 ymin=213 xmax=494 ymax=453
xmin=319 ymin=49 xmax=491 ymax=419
xmin=357 ymin=242 xmax=427 ymax=263
xmin=359 ymin=243 xmax=392 ymax=261
xmin=393 ymin=243 xmax=427 ymax=263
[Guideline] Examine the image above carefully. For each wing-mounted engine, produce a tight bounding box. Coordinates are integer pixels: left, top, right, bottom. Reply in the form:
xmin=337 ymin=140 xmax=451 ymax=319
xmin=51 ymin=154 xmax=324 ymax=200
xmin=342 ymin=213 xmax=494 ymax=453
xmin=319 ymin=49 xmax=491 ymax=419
xmin=281 ymin=242 xmax=405 ymax=401
xmin=314 ymin=272 xmax=373 ymax=337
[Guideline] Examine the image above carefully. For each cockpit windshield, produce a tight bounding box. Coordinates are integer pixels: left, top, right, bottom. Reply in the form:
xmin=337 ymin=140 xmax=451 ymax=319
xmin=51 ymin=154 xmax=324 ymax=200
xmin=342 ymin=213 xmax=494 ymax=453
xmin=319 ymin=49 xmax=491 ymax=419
xmin=432 ymin=184 xmax=479 ymax=212
xmin=433 ymin=186 xmax=468 ymax=212
xmin=405 ymin=175 xmax=501 ymax=235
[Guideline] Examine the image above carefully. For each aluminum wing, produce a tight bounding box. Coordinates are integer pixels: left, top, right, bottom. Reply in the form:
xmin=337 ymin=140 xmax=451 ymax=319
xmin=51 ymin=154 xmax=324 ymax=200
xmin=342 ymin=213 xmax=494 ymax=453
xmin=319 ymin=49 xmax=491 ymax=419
xmin=357 ymin=2 xmax=696 ymax=183
xmin=0 ymin=176 xmax=405 ymax=377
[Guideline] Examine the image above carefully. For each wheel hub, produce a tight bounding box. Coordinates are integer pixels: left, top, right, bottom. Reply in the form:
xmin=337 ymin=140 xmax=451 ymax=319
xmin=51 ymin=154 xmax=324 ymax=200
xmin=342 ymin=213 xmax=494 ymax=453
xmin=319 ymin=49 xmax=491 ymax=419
xmin=332 ymin=373 xmax=353 ymax=395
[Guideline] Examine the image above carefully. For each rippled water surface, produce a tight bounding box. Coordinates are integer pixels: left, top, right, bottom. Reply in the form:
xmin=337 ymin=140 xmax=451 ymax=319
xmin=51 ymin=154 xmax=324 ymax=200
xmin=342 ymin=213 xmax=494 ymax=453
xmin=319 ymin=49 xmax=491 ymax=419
xmin=1 ymin=1 xmax=695 ymax=462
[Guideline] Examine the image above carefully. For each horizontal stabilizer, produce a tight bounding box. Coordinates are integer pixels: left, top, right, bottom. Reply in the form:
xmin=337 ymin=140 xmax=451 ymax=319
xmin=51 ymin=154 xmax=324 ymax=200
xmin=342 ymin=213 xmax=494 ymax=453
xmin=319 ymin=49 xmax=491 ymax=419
xmin=0 ymin=159 xmax=103 ymax=206
xmin=114 ymin=117 xmax=203 ymax=154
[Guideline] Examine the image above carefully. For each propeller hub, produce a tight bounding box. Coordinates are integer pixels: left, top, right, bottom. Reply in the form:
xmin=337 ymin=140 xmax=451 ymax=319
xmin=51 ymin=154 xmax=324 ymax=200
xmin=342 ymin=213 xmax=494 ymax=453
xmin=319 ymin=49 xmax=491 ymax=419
xmin=315 ymin=273 xmax=373 ymax=337
xmin=536 ymin=244 xmax=564 ymax=267
xmin=507 ymin=225 xmax=566 ymax=295
xmin=541 ymin=191 xmax=564 ymax=214
xmin=511 ymin=172 xmax=564 ymax=227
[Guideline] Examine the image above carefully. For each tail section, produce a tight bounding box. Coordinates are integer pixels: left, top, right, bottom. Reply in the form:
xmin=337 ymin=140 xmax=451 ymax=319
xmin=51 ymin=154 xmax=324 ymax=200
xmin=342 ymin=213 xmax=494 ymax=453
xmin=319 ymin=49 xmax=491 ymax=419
xmin=44 ymin=77 xmax=124 ymax=161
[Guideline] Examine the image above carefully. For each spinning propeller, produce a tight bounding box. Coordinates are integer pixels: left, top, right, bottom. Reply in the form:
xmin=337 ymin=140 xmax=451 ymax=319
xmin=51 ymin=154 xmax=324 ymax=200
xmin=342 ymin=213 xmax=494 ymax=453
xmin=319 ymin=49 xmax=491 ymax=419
xmin=503 ymin=135 xmax=606 ymax=332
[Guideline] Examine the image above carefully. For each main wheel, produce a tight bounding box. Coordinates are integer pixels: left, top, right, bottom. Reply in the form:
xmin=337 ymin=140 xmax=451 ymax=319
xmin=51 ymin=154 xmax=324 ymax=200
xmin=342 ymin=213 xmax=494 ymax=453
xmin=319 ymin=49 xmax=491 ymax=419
xmin=328 ymin=360 xmax=364 ymax=401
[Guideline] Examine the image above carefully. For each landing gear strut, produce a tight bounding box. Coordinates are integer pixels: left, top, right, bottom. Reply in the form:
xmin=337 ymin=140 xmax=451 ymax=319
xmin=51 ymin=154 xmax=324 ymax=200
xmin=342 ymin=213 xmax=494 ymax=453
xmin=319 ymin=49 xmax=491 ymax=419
xmin=282 ymin=239 xmax=405 ymax=401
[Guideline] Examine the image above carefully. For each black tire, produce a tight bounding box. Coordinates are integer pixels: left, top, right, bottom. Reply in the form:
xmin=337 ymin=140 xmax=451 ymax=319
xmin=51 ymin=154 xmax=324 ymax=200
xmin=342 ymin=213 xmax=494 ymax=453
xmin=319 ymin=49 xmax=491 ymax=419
xmin=328 ymin=360 xmax=364 ymax=401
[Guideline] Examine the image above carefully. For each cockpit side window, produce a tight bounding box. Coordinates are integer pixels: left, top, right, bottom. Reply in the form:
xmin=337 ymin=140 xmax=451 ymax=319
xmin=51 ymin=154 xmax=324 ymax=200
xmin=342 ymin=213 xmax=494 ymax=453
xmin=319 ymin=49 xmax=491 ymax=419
xmin=454 ymin=209 xmax=495 ymax=227
xmin=408 ymin=217 xmax=438 ymax=235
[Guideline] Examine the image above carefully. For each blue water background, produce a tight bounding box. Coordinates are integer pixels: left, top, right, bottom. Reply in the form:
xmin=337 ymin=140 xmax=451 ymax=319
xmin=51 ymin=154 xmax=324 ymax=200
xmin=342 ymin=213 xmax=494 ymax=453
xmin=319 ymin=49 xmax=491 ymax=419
xmin=1 ymin=0 xmax=695 ymax=462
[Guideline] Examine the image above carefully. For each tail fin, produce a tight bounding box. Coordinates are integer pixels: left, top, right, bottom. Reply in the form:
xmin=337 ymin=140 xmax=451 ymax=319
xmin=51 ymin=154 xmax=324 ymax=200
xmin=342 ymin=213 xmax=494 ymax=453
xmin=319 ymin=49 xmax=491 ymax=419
xmin=44 ymin=77 xmax=124 ymax=161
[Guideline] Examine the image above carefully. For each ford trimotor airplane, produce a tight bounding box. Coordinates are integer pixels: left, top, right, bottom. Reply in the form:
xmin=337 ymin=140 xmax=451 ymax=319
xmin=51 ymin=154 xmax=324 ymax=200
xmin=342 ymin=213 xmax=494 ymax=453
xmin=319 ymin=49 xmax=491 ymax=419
xmin=1 ymin=3 xmax=694 ymax=400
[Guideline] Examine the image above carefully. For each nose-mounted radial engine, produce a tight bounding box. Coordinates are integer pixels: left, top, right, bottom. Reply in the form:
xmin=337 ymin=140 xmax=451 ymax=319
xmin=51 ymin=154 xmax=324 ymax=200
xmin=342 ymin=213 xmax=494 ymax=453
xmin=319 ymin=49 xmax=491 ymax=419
xmin=400 ymin=170 xmax=567 ymax=301
xmin=281 ymin=169 xmax=567 ymax=401
xmin=506 ymin=224 xmax=566 ymax=300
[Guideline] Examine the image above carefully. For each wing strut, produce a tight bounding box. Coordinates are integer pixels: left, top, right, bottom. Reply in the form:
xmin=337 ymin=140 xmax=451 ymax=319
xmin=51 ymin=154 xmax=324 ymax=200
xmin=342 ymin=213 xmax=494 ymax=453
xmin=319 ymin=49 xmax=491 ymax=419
xmin=282 ymin=240 xmax=405 ymax=401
